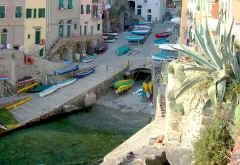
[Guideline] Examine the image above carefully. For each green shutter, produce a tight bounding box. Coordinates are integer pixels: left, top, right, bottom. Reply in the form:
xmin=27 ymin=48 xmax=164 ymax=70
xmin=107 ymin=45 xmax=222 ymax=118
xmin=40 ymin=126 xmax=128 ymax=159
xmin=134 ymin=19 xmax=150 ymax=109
xmin=15 ymin=6 xmax=22 ymax=18
xmin=26 ymin=9 xmax=32 ymax=18
xmin=38 ymin=8 xmax=45 ymax=18
xmin=0 ymin=6 xmax=5 ymax=18
xmin=86 ymin=5 xmax=90 ymax=14
xmin=33 ymin=9 xmax=37 ymax=18
xmin=59 ymin=0 xmax=64 ymax=9
xmin=35 ymin=30 xmax=41 ymax=44
xmin=68 ymin=0 xmax=73 ymax=9
xmin=81 ymin=5 xmax=84 ymax=14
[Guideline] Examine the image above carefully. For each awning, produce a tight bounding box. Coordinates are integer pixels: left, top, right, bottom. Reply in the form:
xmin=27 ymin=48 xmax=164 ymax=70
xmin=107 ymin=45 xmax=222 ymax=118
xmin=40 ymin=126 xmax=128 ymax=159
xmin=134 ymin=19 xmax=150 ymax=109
xmin=158 ymin=44 xmax=183 ymax=51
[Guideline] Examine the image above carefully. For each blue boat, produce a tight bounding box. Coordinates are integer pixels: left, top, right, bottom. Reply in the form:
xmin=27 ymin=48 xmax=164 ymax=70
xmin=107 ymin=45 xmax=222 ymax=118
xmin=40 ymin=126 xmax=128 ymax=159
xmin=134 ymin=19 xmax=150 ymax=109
xmin=131 ymin=30 xmax=150 ymax=35
xmin=154 ymin=39 xmax=169 ymax=45
xmin=54 ymin=64 xmax=79 ymax=76
xmin=57 ymin=78 xmax=77 ymax=88
xmin=154 ymin=54 xmax=176 ymax=58
xmin=126 ymin=35 xmax=144 ymax=41
xmin=133 ymin=26 xmax=152 ymax=30
xmin=116 ymin=46 xmax=129 ymax=56
xmin=83 ymin=56 xmax=94 ymax=63
xmin=137 ymin=22 xmax=152 ymax=26
xmin=75 ymin=69 xmax=95 ymax=79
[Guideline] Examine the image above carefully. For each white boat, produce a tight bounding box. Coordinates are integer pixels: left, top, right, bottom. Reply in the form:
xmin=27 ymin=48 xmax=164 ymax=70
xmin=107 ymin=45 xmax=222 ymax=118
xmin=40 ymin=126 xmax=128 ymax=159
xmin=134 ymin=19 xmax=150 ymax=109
xmin=57 ymin=78 xmax=77 ymax=89
xmin=39 ymin=85 xmax=59 ymax=97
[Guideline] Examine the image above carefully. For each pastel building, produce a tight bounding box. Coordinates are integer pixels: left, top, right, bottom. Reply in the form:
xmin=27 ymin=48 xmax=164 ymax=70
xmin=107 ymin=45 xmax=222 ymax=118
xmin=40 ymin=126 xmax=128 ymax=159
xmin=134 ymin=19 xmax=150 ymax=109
xmin=0 ymin=0 xmax=25 ymax=47
xmin=24 ymin=0 xmax=81 ymax=56
xmin=79 ymin=0 xmax=104 ymax=36
xmin=128 ymin=0 xmax=166 ymax=23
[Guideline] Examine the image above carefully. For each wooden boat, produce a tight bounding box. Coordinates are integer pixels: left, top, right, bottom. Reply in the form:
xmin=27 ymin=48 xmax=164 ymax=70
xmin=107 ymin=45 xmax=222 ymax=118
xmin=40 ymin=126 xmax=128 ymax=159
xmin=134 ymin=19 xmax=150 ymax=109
xmin=116 ymin=45 xmax=129 ymax=56
xmin=143 ymin=82 xmax=151 ymax=100
xmin=17 ymin=82 xmax=40 ymax=94
xmin=54 ymin=64 xmax=79 ymax=76
xmin=114 ymin=80 xmax=134 ymax=89
xmin=115 ymin=82 xmax=134 ymax=94
xmin=154 ymin=39 xmax=169 ymax=45
xmin=57 ymin=78 xmax=77 ymax=89
xmin=155 ymin=32 xmax=171 ymax=38
xmin=131 ymin=30 xmax=150 ymax=35
xmin=148 ymin=81 xmax=153 ymax=95
xmin=6 ymin=96 xmax=32 ymax=110
xmin=134 ymin=25 xmax=152 ymax=30
xmin=152 ymin=56 xmax=173 ymax=62
xmin=103 ymin=33 xmax=119 ymax=39
xmin=112 ymin=79 xmax=132 ymax=88
xmin=26 ymin=84 xmax=53 ymax=93
xmin=17 ymin=76 xmax=36 ymax=86
xmin=0 ymin=75 xmax=9 ymax=81
xmin=104 ymin=38 xmax=116 ymax=43
xmin=125 ymin=35 xmax=144 ymax=41
xmin=39 ymin=85 xmax=59 ymax=97
xmin=75 ymin=69 xmax=94 ymax=79
xmin=153 ymin=53 xmax=176 ymax=59
xmin=95 ymin=44 xmax=108 ymax=54
xmin=83 ymin=56 xmax=94 ymax=63
xmin=137 ymin=22 xmax=152 ymax=26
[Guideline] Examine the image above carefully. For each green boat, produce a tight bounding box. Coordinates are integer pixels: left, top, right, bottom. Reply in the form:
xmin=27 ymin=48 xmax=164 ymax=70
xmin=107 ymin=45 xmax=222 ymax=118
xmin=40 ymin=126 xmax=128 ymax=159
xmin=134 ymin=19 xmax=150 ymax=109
xmin=26 ymin=84 xmax=53 ymax=93
xmin=116 ymin=46 xmax=129 ymax=56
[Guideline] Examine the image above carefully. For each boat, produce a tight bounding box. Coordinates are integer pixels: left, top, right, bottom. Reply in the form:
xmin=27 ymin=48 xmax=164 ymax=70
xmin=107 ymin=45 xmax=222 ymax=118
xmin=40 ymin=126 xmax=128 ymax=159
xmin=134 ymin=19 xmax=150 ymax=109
xmin=125 ymin=35 xmax=144 ymax=41
xmin=103 ymin=33 xmax=119 ymax=39
xmin=155 ymin=32 xmax=171 ymax=38
xmin=83 ymin=56 xmax=95 ymax=63
xmin=137 ymin=22 xmax=152 ymax=26
xmin=153 ymin=53 xmax=176 ymax=59
xmin=116 ymin=45 xmax=129 ymax=56
xmin=54 ymin=64 xmax=79 ymax=76
xmin=17 ymin=82 xmax=40 ymax=94
xmin=148 ymin=81 xmax=153 ymax=95
xmin=154 ymin=39 xmax=169 ymax=45
xmin=112 ymin=79 xmax=133 ymax=88
xmin=114 ymin=80 xmax=135 ymax=89
xmin=95 ymin=44 xmax=108 ymax=54
xmin=57 ymin=78 xmax=77 ymax=89
xmin=17 ymin=76 xmax=36 ymax=86
xmin=133 ymin=26 xmax=152 ymax=30
xmin=115 ymin=82 xmax=134 ymax=94
xmin=26 ymin=84 xmax=53 ymax=93
xmin=131 ymin=30 xmax=150 ymax=35
xmin=75 ymin=69 xmax=95 ymax=79
xmin=143 ymin=82 xmax=151 ymax=100
xmin=39 ymin=85 xmax=59 ymax=97
xmin=0 ymin=75 xmax=9 ymax=81
xmin=6 ymin=96 xmax=32 ymax=110
xmin=104 ymin=38 xmax=116 ymax=43
xmin=152 ymin=55 xmax=173 ymax=62
xmin=64 ymin=61 xmax=72 ymax=64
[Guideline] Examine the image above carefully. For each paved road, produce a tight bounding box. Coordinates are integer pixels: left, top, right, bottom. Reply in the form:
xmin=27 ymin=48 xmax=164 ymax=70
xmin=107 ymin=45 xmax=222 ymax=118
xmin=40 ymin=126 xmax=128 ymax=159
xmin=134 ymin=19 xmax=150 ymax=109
xmin=9 ymin=22 xmax=172 ymax=125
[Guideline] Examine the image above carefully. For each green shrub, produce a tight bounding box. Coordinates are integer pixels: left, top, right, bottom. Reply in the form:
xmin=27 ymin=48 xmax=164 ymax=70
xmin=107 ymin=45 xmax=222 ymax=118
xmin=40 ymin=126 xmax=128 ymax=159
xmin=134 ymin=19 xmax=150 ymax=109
xmin=192 ymin=113 xmax=233 ymax=165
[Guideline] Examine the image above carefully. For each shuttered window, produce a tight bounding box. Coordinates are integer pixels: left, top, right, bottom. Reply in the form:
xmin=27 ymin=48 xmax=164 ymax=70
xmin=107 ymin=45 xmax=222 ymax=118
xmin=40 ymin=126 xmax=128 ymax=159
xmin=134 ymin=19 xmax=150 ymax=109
xmin=26 ymin=8 xmax=32 ymax=18
xmin=0 ymin=6 xmax=5 ymax=18
xmin=68 ymin=0 xmax=73 ymax=9
xmin=81 ymin=5 xmax=84 ymax=14
xmin=33 ymin=8 xmax=37 ymax=18
xmin=15 ymin=6 xmax=22 ymax=18
xmin=86 ymin=4 xmax=90 ymax=14
xmin=59 ymin=0 xmax=64 ymax=9
xmin=38 ymin=8 xmax=45 ymax=18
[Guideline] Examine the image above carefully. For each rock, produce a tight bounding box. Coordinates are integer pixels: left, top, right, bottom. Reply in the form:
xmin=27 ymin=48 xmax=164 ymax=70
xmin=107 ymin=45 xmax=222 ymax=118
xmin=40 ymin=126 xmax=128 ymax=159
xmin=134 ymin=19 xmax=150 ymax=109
xmin=84 ymin=92 xmax=97 ymax=107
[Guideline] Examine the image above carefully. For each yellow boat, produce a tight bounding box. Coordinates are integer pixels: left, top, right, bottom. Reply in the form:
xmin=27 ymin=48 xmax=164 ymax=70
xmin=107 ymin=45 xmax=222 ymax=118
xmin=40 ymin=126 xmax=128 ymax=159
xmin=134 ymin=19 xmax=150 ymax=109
xmin=143 ymin=82 xmax=148 ymax=92
xmin=148 ymin=81 xmax=153 ymax=95
xmin=17 ymin=82 xmax=40 ymax=94
xmin=6 ymin=96 xmax=32 ymax=110
xmin=115 ymin=83 xmax=134 ymax=94
xmin=113 ymin=79 xmax=133 ymax=88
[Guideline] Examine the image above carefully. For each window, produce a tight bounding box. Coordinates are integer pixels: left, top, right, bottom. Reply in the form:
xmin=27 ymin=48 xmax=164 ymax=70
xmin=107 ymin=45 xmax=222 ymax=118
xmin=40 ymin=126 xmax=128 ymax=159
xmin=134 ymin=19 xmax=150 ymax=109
xmin=27 ymin=34 xmax=31 ymax=39
xmin=38 ymin=8 xmax=45 ymax=18
xmin=148 ymin=9 xmax=151 ymax=13
xmin=74 ymin=24 xmax=77 ymax=30
xmin=15 ymin=6 xmax=22 ymax=18
xmin=0 ymin=6 xmax=5 ymax=18
xmin=33 ymin=8 xmax=37 ymax=18
xmin=86 ymin=4 xmax=90 ymax=14
xmin=59 ymin=0 xmax=64 ymax=9
xmin=68 ymin=0 xmax=73 ymax=9
xmin=137 ymin=5 xmax=142 ymax=16
xmin=97 ymin=24 xmax=100 ymax=31
xmin=26 ymin=8 xmax=32 ymax=18
xmin=81 ymin=5 xmax=84 ymax=14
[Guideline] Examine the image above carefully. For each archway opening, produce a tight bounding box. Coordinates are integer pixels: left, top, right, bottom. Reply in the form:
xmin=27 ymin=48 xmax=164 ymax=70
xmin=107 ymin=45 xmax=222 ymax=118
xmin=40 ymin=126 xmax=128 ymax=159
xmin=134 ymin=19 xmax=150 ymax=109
xmin=131 ymin=68 xmax=151 ymax=81
xmin=146 ymin=152 xmax=171 ymax=165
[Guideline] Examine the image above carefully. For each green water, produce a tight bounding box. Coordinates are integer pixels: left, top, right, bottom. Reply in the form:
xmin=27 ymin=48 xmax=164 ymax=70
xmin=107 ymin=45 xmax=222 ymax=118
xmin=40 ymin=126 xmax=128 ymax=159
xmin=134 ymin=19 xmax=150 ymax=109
xmin=0 ymin=104 xmax=150 ymax=165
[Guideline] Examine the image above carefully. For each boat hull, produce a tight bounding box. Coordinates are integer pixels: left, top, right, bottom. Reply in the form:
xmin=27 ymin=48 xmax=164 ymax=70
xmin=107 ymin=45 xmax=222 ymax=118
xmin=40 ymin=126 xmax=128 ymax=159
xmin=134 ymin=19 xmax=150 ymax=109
xmin=75 ymin=69 xmax=95 ymax=79
xmin=6 ymin=97 xmax=32 ymax=110
xmin=54 ymin=64 xmax=79 ymax=76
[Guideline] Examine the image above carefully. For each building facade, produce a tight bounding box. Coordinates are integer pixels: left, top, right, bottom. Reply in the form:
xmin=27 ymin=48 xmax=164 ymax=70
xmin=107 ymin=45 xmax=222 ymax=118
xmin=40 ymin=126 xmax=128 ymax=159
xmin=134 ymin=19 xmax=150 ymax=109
xmin=129 ymin=0 xmax=166 ymax=23
xmin=24 ymin=0 xmax=105 ymax=57
xmin=0 ymin=0 xmax=25 ymax=48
